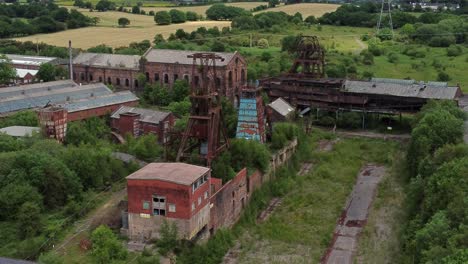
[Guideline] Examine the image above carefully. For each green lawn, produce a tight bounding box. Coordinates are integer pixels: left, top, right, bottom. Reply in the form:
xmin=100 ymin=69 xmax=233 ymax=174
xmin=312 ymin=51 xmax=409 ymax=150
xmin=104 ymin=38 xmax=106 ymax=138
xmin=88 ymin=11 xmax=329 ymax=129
xmin=234 ymin=131 xmax=401 ymax=263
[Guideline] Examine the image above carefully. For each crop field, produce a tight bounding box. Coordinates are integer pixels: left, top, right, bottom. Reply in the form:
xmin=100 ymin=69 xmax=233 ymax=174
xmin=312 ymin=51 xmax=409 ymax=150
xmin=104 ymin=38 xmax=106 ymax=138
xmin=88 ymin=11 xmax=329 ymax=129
xmin=14 ymin=8 xmax=230 ymax=49
xmin=140 ymin=3 xmax=339 ymax=17
xmin=141 ymin=2 xmax=268 ymax=15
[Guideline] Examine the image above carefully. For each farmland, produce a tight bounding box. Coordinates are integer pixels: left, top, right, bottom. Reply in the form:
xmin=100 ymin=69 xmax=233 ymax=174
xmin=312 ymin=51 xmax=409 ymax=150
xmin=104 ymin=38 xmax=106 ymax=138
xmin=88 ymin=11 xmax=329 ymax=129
xmin=141 ymin=3 xmax=339 ymax=17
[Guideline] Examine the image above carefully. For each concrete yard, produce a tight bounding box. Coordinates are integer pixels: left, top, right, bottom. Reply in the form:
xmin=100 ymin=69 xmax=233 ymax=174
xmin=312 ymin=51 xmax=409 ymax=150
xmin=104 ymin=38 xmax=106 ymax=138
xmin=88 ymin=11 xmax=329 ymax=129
xmin=322 ymin=164 xmax=386 ymax=264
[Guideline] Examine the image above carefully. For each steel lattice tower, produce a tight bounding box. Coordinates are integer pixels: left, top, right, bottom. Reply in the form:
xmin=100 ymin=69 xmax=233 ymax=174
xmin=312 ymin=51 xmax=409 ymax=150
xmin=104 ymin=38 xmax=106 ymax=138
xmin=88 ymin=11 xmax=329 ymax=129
xmin=176 ymin=53 xmax=229 ymax=166
xmin=377 ymin=0 xmax=394 ymax=38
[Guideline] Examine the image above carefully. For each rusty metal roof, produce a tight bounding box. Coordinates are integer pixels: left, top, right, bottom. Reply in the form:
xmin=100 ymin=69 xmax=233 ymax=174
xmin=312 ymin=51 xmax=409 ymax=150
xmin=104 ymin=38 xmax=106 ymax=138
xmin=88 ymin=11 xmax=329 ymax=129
xmin=126 ymin=162 xmax=210 ymax=185
xmin=110 ymin=106 xmax=170 ymax=125
xmin=343 ymin=79 xmax=460 ymax=100
xmin=73 ymin=53 xmax=141 ymax=70
xmin=143 ymin=49 xmax=237 ymax=66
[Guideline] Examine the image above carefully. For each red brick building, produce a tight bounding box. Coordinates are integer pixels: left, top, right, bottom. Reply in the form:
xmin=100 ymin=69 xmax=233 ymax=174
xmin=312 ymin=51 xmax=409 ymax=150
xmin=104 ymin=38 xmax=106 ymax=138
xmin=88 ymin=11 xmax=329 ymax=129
xmin=110 ymin=106 xmax=174 ymax=143
xmin=126 ymin=163 xmax=211 ymax=240
xmin=142 ymin=49 xmax=247 ymax=103
xmin=72 ymin=53 xmax=141 ymax=90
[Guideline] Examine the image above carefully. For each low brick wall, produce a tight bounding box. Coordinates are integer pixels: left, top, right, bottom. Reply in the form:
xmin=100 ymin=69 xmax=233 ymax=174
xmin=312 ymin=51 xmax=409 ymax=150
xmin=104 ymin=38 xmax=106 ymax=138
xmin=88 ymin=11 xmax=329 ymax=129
xmin=209 ymin=139 xmax=298 ymax=233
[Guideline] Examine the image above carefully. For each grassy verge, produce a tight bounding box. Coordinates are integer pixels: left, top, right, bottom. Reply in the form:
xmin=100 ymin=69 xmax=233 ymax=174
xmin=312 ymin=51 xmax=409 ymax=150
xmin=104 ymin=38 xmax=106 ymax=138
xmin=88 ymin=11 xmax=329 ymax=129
xmin=234 ymin=130 xmax=401 ymax=263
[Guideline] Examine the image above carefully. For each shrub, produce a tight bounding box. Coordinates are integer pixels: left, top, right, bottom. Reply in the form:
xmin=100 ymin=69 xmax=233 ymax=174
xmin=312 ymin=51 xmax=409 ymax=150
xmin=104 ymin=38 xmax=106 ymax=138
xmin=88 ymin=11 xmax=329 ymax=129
xmin=117 ymin=17 xmax=130 ymax=27
xmin=446 ymin=45 xmax=463 ymax=57
xmin=90 ymin=225 xmax=127 ymax=263
xmin=387 ymin=52 xmax=399 ymax=63
xmin=257 ymin=38 xmax=269 ymax=49
xmin=337 ymin=112 xmax=362 ymax=129
xmin=437 ymin=71 xmax=450 ymax=82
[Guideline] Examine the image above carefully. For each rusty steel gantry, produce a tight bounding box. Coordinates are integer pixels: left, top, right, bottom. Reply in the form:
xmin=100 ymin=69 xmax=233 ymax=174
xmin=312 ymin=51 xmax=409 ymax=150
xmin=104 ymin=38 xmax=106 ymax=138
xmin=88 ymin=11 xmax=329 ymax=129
xmin=176 ymin=53 xmax=229 ymax=166
xmin=287 ymin=36 xmax=325 ymax=78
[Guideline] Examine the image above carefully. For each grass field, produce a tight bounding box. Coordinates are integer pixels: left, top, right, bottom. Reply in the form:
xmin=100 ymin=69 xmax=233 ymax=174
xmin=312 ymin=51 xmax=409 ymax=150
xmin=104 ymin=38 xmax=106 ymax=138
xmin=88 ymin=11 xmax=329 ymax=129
xmin=234 ymin=132 xmax=400 ymax=263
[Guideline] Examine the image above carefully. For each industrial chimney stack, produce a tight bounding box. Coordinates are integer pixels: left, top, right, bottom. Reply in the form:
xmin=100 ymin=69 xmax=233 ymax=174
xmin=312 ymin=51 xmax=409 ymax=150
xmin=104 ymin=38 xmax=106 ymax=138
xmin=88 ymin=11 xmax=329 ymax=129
xmin=69 ymin=40 xmax=73 ymax=81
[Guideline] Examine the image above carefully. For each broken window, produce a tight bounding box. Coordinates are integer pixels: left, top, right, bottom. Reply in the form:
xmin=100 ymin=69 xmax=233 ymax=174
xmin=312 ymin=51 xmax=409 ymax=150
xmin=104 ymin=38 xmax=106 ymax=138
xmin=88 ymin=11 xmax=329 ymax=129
xmin=198 ymin=196 xmax=201 ymax=205
xmin=192 ymin=202 xmax=195 ymax=211
xmin=204 ymin=191 xmax=208 ymax=200
xmin=164 ymin=74 xmax=169 ymax=84
xmin=152 ymin=195 xmax=166 ymax=216
xmin=154 ymin=73 xmax=159 ymax=82
xmin=174 ymin=74 xmax=178 ymax=81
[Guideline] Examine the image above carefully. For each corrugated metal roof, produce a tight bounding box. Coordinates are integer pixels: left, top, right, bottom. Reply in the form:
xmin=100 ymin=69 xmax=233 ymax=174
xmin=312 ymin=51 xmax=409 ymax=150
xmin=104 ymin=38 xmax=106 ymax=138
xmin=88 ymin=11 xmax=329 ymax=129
xmin=73 ymin=53 xmax=141 ymax=70
xmin=0 ymin=81 xmax=139 ymax=114
xmin=65 ymin=91 xmax=139 ymax=113
xmin=0 ymin=126 xmax=40 ymax=137
xmin=268 ymin=97 xmax=295 ymax=117
xmin=4 ymin=54 xmax=57 ymax=66
xmin=110 ymin=106 xmax=170 ymax=125
xmin=0 ymin=80 xmax=76 ymax=99
xmin=344 ymin=79 xmax=460 ymax=100
xmin=126 ymin=162 xmax=209 ymax=185
xmin=143 ymin=49 xmax=236 ymax=66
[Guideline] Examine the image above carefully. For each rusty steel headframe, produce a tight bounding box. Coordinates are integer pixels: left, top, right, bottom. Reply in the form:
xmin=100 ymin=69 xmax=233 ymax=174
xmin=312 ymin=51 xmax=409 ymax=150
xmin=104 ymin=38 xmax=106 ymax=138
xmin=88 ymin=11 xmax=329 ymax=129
xmin=287 ymin=36 xmax=325 ymax=78
xmin=176 ymin=53 xmax=229 ymax=166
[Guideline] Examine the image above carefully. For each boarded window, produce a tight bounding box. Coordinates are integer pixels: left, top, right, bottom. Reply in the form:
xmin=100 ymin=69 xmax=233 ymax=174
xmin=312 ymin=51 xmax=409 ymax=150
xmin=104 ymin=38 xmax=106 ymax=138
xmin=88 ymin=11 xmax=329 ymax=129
xmin=142 ymin=201 xmax=150 ymax=210
xmin=168 ymin=204 xmax=176 ymax=212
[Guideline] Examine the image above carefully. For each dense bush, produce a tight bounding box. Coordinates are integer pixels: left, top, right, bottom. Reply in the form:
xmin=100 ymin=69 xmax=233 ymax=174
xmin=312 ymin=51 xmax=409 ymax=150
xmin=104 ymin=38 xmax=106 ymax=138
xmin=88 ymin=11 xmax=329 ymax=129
xmin=91 ymin=225 xmax=127 ymax=263
xmin=170 ymin=9 xmax=186 ymax=24
xmin=95 ymin=0 xmax=115 ymax=11
xmin=446 ymin=45 xmax=463 ymax=56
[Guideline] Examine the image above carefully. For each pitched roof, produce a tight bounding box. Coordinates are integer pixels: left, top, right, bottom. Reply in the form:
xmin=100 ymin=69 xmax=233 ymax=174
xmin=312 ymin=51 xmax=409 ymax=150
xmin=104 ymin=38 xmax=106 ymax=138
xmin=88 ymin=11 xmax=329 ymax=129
xmin=343 ymin=79 xmax=461 ymax=100
xmin=73 ymin=53 xmax=141 ymax=70
xmin=143 ymin=49 xmax=238 ymax=66
xmin=111 ymin=106 xmax=171 ymax=125
xmin=126 ymin=162 xmax=210 ymax=185
xmin=268 ymin=97 xmax=295 ymax=117
xmin=64 ymin=91 xmax=139 ymax=113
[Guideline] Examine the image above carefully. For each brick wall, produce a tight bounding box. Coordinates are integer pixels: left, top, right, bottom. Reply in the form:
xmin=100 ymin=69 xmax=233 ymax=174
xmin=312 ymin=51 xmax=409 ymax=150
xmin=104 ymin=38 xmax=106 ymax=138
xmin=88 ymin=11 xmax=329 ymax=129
xmin=67 ymin=100 xmax=138 ymax=122
xmin=73 ymin=65 xmax=140 ymax=91
xmin=209 ymin=168 xmax=248 ymax=232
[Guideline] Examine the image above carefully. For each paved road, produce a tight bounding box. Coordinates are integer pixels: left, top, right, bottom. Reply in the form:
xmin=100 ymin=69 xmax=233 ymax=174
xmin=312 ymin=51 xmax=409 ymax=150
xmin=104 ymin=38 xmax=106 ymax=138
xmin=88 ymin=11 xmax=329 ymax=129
xmin=322 ymin=164 xmax=386 ymax=264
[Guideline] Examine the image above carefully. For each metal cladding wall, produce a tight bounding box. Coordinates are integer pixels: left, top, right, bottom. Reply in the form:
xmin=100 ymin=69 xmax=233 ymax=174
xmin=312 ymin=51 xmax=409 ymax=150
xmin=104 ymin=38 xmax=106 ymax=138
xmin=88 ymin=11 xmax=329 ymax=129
xmin=236 ymin=97 xmax=265 ymax=142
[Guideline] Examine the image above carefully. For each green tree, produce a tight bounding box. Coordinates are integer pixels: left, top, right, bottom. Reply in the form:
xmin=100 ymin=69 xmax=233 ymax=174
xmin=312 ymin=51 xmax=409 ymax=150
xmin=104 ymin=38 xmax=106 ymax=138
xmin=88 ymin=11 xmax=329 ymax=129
xmin=95 ymin=0 xmax=115 ymax=11
xmin=186 ymin=11 xmax=198 ymax=21
xmin=211 ymin=41 xmax=225 ymax=52
xmin=37 ymin=63 xmax=56 ymax=82
xmin=154 ymin=11 xmax=171 ymax=25
xmin=17 ymin=201 xmax=43 ymax=238
xmin=118 ymin=17 xmax=130 ymax=27
xmin=171 ymin=80 xmax=189 ymax=102
xmin=169 ymin=9 xmax=186 ymax=23
xmin=0 ymin=55 xmax=15 ymax=85
xmin=87 ymin=44 xmax=113 ymax=54
xmin=268 ymin=0 xmax=279 ymax=8
xmin=153 ymin=34 xmax=165 ymax=45
xmin=91 ymin=225 xmax=127 ymax=264
xmin=438 ymin=72 xmax=451 ymax=82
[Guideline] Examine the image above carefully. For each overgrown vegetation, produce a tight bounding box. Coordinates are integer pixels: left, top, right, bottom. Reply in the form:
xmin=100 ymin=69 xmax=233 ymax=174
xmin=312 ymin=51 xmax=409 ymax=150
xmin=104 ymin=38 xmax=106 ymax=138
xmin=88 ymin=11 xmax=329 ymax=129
xmin=403 ymin=100 xmax=467 ymax=263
